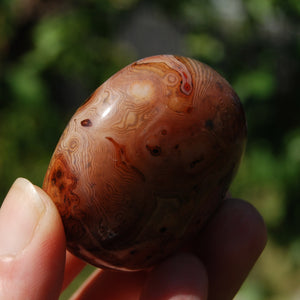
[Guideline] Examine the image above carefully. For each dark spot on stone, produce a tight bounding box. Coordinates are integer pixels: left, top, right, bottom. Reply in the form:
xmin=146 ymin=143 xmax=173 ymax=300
xmin=130 ymin=250 xmax=137 ymax=255
xmin=195 ymin=218 xmax=202 ymax=225
xmin=56 ymin=169 xmax=62 ymax=178
xmin=146 ymin=145 xmax=161 ymax=156
xmin=160 ymin=227 xmax=167 ymax=233
xmin=190 ymin=160 xmax=200 ymax=168
xmin=190 ymin=156 xmax=204 ymax=168
xmin=216 ymin=81 xmax=223 ymax=91
xmin=187 ymin=106 xmax=193 ymax=113
xmin=161 ymin=129 xmax=167 ymax=135
xmin=192 ymin=184 xmax=199 ymax=191
xmin=51 ymin=169 xmax=63 ymax=185
xmin=81 ymin=119 xmax=92 ymax=127
xmin=63 ymin=195 xmax=68 ymax=204
xmin=59 ymin=183 xmax=65 ymax=191
xmin=205 ymin=119 xmax=214 ymax=130
xmin=232 ymin=92 xmax=242 ymax=106
xmin=174 ymin=144 xmax=179 ymax=150
xmin=146 ymin=255 xmax=152 ymax=260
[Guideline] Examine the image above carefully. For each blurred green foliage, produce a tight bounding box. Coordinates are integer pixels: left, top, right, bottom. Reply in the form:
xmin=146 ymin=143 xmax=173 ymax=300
xmin=0 ymin=0 xmax=299 ymax=299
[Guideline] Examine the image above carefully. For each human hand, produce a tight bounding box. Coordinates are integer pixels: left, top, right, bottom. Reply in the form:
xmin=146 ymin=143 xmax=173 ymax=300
xmin=0 ymin=178 xmax=267 ymax=300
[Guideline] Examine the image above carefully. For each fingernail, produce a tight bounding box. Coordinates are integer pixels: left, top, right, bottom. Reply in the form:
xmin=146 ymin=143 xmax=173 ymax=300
xmin=0 ymin=178 xmax=45 ymax=259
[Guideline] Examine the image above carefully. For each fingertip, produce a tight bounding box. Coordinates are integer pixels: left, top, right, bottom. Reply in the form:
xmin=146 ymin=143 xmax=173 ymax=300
xmin=141 ymin=252 xmax=208 ymax=300
xmin=0 ymin=178 xmax=66 ymax=300
xmin=0 ymin=178 xmax=47 ymax=258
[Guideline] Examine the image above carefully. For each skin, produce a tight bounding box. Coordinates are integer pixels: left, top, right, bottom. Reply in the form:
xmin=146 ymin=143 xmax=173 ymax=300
xmin=0 ymin=178 xmax=267 ymax=300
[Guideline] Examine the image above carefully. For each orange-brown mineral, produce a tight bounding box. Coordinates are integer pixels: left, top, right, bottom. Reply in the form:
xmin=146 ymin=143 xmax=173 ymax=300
xmin=43 ymin=55 xmax=247 ymax=271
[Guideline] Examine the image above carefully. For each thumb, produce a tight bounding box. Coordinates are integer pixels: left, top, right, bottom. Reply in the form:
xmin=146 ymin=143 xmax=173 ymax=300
xmin=0 ymin=178 xmax=66 ymax=300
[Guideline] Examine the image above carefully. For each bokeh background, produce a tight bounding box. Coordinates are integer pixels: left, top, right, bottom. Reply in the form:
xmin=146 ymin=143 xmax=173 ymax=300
xmin=0 ymin=0 xmax=299 ymax=299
